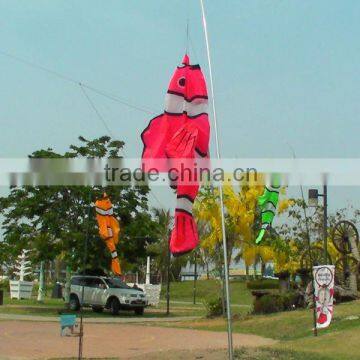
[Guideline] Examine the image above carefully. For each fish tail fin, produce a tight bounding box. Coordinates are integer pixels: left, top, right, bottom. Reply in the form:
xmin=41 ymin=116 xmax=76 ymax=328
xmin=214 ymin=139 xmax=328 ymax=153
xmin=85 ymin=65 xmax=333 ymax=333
xmin=255 ymin=228 xmax=266 ymax=244
xmin=170 ymin=184 xmax=199 ymax=256
xmin=111 ymin=258 xmax=122 ymax=276
xmin=170 ymin=209 xmax=199 ymax=256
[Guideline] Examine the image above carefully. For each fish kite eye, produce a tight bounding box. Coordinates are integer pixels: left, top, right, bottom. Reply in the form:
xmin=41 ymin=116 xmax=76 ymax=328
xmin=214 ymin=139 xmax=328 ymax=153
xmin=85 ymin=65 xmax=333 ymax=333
xmin=178 ymin=77 xmax=186 ymax=87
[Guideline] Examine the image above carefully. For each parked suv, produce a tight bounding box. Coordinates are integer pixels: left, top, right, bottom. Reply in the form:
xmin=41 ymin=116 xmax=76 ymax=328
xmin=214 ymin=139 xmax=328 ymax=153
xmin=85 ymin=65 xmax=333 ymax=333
xmin=69 ymin=275 xmax=147 ymax=315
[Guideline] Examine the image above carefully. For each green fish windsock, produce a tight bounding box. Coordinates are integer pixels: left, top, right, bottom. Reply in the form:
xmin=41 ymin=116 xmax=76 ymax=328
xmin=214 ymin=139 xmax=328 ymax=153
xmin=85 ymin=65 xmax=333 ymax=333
xmin=256 ymin=174 xmax=280 ymax=244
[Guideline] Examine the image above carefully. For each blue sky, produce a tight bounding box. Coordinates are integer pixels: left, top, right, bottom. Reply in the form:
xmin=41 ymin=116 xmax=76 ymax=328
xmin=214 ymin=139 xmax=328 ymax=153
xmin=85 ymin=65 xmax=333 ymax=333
xmin=1 ymin=0 xmax=360 ymax=211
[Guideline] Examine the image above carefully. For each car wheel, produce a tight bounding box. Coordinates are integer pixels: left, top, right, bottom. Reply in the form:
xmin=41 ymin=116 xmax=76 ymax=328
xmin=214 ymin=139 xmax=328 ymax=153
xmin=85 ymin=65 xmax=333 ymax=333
xmin=110 ymin=298 xmax=120 ymax=315
xmin=134 ymin=307 xmax=144 ymax=316
xmin=92 ymin=306 xmax=103 ymax=313
xmin=69 ymin=294 xmax=80 ymax=311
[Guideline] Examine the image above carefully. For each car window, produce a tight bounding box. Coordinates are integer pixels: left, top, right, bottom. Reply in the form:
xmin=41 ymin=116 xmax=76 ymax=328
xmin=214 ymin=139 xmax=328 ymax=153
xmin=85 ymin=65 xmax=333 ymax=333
xmin=104 ymin=278 xmax=131 ymax=289
xmin=90 ymin=278 xmax=106 ymax=288
xmin=71 ymin=277 xmax=82 ymax=286
xmin=80 ymin=277 xmax=93 ymax=287
xmin=71 ymin=277 xmax=107 ymax=288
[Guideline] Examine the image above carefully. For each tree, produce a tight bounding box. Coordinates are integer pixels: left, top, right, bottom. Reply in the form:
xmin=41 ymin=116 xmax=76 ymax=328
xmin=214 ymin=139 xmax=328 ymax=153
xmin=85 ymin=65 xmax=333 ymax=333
xmin=194 ymin=178 xmax=267 ymax=269
xmin=271 ymin=200 xmax=355 ymax=275
xmin=194 ymin=176 xmax=294 ymax=279
xmin=0 ymin=136 xmax=158 ymax=277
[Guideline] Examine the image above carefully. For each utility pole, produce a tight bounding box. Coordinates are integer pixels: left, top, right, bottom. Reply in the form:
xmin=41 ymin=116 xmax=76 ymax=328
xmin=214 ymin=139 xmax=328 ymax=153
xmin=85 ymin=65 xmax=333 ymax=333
xmin=308 ymin=178 xmax=328 ymax=264
xmin=193 ymin=251 xmax=198 ymax=305
xmin=78 ymin=194 xmax=92 ymax=360
xmin=323 ymin=183 xmax=328 ymax=264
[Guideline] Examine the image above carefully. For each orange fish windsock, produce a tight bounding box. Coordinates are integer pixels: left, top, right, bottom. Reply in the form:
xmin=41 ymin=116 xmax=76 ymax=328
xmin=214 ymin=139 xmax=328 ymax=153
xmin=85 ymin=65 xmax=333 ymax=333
xmin=95 ymin=194 xmax=121 ymax=275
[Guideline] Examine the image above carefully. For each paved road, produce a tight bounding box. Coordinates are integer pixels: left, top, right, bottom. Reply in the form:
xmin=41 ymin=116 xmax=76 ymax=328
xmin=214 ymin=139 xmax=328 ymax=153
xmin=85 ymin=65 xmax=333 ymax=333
xmin=0 ymin=313 xmax=200 ymax=323
xmin=0 ymin=320 xmax=277 ymax=359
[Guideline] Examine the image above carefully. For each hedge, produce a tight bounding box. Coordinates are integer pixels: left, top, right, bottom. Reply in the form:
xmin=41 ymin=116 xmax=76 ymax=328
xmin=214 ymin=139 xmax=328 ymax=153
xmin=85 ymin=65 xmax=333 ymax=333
xmin=253 ymin=292 xmax=299 ymax=314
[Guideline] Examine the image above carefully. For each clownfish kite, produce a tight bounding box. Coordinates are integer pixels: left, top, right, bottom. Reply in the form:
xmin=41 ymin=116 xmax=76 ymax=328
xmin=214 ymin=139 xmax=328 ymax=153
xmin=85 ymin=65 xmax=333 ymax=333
xmin=141 ymin=54 xmax=210 ymax=256
xmin=95 ymin=193 xmax=122 ymax=275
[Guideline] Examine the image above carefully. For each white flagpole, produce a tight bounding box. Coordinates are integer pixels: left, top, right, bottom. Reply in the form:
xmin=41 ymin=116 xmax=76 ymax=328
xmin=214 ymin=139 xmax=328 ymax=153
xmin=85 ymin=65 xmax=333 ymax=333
xmin=199 ymin=1 xmax=234 ymax=359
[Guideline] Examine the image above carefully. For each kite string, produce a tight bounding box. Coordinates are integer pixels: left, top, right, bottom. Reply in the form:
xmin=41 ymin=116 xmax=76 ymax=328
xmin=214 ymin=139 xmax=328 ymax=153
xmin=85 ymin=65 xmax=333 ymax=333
xmin=185 ymin=0 xmax=189 ymax=55
xmin=78 ymin=83 xmax=166 ymax=209
xmin=0 ymin=50 xmax=168 ymax=210
xmin=0 ymin=49 xmax=155 ymax=115
xmin=79 ymin=83 xmax=115 ymax=138
xmin=78 ymin=82 xmax=165 ymax=209
xmin=186 ymin=19 xmax=189 ymax=55
xmin=81 ymin=84 xmax=156 ymax=115
xmin=189 ymin=33 xmax=199 ymax=64
xmin=199 ymin=1 xmax=233 ymax=359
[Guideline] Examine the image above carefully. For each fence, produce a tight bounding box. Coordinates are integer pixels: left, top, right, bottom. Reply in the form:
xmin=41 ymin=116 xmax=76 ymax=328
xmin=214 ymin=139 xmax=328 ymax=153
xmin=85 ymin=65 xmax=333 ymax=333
xmin=123 ymin=273 xmax=161 ymax=285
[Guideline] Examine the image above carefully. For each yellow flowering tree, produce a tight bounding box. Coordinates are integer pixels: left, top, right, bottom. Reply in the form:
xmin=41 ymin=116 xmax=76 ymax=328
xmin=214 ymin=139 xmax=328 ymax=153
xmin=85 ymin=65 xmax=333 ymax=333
xmin=194 ymin=174 xmax=293 ymax=273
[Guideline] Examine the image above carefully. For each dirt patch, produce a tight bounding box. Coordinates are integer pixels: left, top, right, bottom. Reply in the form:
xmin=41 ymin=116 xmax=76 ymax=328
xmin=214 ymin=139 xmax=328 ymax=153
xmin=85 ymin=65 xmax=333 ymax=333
xmin=130 ymin=348 xmax=228 ymax=360
xmin=0 ymin=320 xmax=277 ymax=359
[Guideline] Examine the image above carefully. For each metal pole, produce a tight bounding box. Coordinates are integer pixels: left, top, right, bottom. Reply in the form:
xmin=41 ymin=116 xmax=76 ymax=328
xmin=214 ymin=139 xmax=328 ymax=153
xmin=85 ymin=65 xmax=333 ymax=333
xmin=323 ymin=183 xmax=328 ymax=264
xmin=78 ymin=285 xmax=85 ymax=359
xmin=303 ymin=197 xmax=318 ymax=337
xmin=199 ymin=1 xmax=233 ymax=358
xmin=166 ymin=239 xmax=171 ymax=316
xmin=64 ymin=265 xmax=71 ymax=307
xmin=193 ymin=252 xmax=197 ymax=305
xmin=78 ymin=193 xmax=92 ymax=360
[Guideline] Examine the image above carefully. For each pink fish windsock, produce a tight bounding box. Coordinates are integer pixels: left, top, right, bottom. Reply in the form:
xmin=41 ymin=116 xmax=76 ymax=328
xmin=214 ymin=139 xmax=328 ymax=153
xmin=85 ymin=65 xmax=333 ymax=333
xmin=141 ymin=54 xmax=210 ymax=256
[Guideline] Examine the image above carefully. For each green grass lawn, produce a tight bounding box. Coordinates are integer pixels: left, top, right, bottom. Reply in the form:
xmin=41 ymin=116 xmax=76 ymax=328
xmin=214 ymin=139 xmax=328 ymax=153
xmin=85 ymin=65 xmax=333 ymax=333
xmin=170 ymin=300 xmax=360 ymax=341
xmin=161 ymin=279 xmax=253 ymax=305
xmin=234 ymin=347 xmax=332 ymax=360
xmin=49 ymin=348 xmax=335 ymax=360
xmin=157 ymin=300 xmax=360 ymax=360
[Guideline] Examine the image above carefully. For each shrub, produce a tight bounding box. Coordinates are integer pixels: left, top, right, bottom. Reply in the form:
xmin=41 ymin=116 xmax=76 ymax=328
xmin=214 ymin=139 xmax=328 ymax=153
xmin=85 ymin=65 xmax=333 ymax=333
xmin=0 ymin=278 xmax=9 ymax=291
xmin=203 ymin=296 xmax=224 ymax=317
xmin=281 ymin=292 xmax=299 ymax=310
xmin=246 ymin=279 xmax=279 ymax=290
xmin=253 ymin=292 xmax=298 ymax=314
xmin=254 ymin=294 xmax=282 ymax=314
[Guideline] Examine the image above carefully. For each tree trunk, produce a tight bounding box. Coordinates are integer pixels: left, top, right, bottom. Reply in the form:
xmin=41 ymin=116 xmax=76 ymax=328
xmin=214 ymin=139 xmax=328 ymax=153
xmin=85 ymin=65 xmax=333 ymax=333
xmin=261 ymin=261 xmax=266 ymax=277
xmin=245 ymin=265 xmax=249 ymax=280
xmin=37 ymin=261 xmax=45 ymax=302
xmin=47 ymin=261 xmax=52 ymax=282
xmin=277 ymin=272 xmax=291 ymax=294
xmin=54 ymin=258 xmax=62 ymax=281
xmin=221 ymin=271 xmax=226 ymax=316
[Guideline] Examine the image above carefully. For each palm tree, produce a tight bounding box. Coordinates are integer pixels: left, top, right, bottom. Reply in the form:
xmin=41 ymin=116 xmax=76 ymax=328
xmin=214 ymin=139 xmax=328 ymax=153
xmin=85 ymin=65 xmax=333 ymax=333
xmin=146 ymin=209 xmax=171 ymax=282
xmin=146 ymin=209 xmax=187 ymax=282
